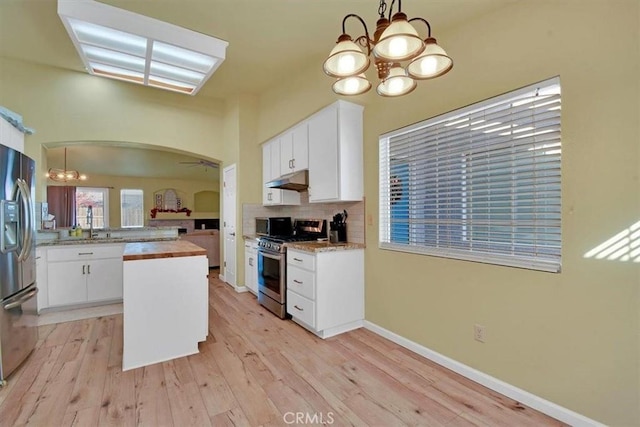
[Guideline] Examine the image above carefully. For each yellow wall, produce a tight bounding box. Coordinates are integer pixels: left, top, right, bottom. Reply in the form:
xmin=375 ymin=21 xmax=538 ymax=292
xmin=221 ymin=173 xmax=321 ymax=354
xmin=47 ymin=174 xmax=219 ymax=228
xmin=194 ymin=190 xmax=220 ymax=212
xmin=220 ymin=95 xmax=261 ymax=286
xmin=2 ymin=1 xmax=639 ymax=425
xmin=255 ymin=1 xmax=640 ymax=425
xmin=0 ymin=57 xmax=226 ymax=203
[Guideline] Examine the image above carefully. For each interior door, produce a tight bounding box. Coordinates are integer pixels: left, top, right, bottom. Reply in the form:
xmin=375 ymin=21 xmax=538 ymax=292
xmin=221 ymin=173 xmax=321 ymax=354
xmin=223 ymin=164 xmax=237 ymax=286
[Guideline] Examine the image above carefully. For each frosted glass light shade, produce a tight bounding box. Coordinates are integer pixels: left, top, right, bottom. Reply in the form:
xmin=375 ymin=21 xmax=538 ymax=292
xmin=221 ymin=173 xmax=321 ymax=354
xmin=406 ymin=38 xmax=453 ymax=80
xmin=373 ymin=14 xmax=424 ymax=62
xmin=58 ymin=0 xmax=228 ymax=95
xmin=376 ymin=65 xmax=416 ymax=97
xmin=323 ymin=39 xmax=370 ymax=78
xmin=333 ymin=74 xmax=372 ymax=96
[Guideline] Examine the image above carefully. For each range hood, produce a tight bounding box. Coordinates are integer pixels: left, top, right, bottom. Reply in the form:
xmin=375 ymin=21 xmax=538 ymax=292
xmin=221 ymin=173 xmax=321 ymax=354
xmin=266 ymin=170 xmax=308 ymax=192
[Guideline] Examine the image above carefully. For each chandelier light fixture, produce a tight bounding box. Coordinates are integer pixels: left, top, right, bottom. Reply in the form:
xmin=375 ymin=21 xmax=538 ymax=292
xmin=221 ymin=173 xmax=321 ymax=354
xmin=323 ymin=0 xmax=453 ymax=97
xmin=48 ymin=147 xmax=88 ymax=182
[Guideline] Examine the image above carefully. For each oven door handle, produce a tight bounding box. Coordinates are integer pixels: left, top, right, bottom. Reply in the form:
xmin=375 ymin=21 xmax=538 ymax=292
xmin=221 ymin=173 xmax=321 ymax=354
xmin=259 ymin=251 xmax=282 ymax=261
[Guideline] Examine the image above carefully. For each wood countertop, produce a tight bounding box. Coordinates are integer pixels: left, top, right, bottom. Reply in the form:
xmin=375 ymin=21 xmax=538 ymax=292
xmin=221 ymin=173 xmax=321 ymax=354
xmin=123 ymin=240 xmax=207 ymax=261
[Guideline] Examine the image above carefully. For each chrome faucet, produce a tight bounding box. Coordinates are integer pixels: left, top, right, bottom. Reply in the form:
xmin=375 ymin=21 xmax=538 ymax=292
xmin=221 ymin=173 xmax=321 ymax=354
xmin=87 ymin=205 xmax=95 ymax=239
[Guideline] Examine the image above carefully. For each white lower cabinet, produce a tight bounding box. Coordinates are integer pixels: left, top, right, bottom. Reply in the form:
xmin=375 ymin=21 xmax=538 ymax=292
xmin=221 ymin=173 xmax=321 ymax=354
xmin=244 ymin=239 xmax=258 ymax=295
xmin=48 ymin=260 xmax=87 ymax=306
xmin=45 ymin=244 xmax=124 ymax=309
xmin=286 ymin=248 xmax=364 ymax=338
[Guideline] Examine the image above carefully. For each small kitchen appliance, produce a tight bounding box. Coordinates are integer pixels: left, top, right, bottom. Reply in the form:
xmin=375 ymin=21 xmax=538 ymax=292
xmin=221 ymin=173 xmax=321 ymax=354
xmin=255 ymin=217 xmax=293 ymax=237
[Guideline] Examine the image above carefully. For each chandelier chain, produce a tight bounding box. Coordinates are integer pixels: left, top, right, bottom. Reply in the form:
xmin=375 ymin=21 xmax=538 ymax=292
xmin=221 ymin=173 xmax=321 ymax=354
xmin=377 ymin=0 xmax=387 ymax=18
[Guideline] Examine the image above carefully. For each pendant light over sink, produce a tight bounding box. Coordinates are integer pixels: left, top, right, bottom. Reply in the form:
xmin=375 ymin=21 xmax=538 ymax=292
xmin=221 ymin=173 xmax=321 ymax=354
xmin=47 ymin=147 xmax=88 ymax=182
xmin=322 ymin=0 xmax=453 ymax=97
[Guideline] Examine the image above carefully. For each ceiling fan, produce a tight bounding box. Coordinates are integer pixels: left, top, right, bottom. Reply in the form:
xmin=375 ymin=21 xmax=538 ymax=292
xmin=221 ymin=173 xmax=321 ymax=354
xmin=178 ymin=159 xmax=219 ymax=169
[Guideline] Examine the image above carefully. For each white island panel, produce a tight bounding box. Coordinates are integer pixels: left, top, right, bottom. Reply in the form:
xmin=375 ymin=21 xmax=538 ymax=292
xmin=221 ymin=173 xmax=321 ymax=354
xmin=122 ymin=254 xmax=208 ymax=371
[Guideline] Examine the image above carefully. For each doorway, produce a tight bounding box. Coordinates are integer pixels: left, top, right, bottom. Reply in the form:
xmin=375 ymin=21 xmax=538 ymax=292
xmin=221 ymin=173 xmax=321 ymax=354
xmin=222 ymin=164 xmax=237 ymax=287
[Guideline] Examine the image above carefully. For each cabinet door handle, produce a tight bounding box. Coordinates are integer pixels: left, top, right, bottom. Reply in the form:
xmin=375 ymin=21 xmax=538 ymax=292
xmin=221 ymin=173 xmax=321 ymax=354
xmin=292 ymin=258 xmax=303 ymax=262
xmin=293 ymin=279 xmax=303 ymax=284
xmin=292 ymin=159 xmax=295 ymax=169
xmin=294 ymin=305 xmax=304 ymax=311
xmin=82 ymin=265 xmax=86 ymax=275
xmin=87 ymin=265 xmax=91 ymax=274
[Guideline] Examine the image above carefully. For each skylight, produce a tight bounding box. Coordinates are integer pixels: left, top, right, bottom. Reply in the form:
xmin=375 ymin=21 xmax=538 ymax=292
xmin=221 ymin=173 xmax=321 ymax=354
xmin=58 ymin=0 xmax=228 ymax=95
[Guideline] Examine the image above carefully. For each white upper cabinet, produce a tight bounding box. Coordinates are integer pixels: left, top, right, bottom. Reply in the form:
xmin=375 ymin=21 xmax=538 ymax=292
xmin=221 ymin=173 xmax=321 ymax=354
xmin=261 ymin=100 xmax=362 ymax=205
xmin=263 ymin=139 xmax=301 ymax=206
xmin=308 ymin=101 xmax=363 ymax=203
xmin=0 ymin=118 xmax=25 ymax=153
xmin=280 ymin=123 xmax=309 ymax=174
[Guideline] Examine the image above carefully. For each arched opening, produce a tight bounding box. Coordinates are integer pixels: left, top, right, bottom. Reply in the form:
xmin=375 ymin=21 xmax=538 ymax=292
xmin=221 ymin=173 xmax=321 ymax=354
xmin=42 ymin=141 xmax=221 ymax=229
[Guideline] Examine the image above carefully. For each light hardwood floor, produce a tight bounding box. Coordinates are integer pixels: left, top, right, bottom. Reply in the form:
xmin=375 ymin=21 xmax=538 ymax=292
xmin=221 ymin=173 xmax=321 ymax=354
xmin=0 ymin=273 xmax=566 ymax=426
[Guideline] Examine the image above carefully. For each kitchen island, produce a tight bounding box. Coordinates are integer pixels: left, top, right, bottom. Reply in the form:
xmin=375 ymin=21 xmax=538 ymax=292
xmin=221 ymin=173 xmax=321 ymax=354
xmin=122 ymin=240 xmax=209 ymax=371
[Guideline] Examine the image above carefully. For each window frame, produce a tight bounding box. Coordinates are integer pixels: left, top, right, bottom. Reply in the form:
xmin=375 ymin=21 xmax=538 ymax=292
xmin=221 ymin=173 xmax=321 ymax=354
xmin=120 ymin=188 xmax=144 ymax=229
xmin=379 ymin=77 xmax=562 ymax=273
xmin=75 ymin=186 xmax=109 ymax=229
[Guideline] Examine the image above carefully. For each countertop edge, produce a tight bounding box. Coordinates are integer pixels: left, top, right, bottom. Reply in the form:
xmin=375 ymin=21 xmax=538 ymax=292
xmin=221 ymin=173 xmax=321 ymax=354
xmin=285 ymin=242 xmax=366 ymax=253
xmin=123 ymin=241 xmax=207 ymax=261
xmin=37 ymin=237 xmax=179 ymax=247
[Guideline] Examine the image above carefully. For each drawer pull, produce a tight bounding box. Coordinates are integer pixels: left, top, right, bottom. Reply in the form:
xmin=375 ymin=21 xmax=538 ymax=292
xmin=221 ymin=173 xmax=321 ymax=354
xmin=293 ymin=279 xmax=303 ymax=284
xmin=78 ymin=252 xmax=94 ymax=255
xmin=293 ymin=258 xmax=303 ymax=262
xmin=294 ymin=305 xmax=304 ymax=311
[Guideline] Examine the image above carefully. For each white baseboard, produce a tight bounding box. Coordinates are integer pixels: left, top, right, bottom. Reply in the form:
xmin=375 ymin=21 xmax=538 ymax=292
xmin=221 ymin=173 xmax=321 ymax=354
xmin=219 ymin=276 xmax=247 ymax=293
xmin=363 ymin=321 xmax=605 ymax=427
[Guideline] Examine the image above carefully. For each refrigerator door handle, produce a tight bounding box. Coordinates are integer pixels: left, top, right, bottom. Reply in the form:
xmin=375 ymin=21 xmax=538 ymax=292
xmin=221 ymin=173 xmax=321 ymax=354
xmin=2 ymin=287 xmax=38 ymax=310
xmin=16 ymin=179 xmax=33 ymax=262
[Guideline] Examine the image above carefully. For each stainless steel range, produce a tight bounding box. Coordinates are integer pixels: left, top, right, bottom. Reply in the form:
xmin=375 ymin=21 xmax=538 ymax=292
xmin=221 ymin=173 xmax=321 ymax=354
xmin=257 ymin=219 xmax=326 ymax=318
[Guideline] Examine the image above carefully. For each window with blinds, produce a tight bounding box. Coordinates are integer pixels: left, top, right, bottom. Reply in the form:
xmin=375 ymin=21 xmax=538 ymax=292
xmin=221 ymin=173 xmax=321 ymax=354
xmin=121 ymin=189 xmax=144 ymax=228
xmin=379 ymin=77 xmax=561 ymax=272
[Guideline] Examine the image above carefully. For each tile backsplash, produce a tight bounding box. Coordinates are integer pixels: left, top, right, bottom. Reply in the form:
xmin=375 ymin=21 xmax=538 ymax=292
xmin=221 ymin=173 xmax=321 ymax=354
xmin=242 ymin=192 xmax=365 ymax=244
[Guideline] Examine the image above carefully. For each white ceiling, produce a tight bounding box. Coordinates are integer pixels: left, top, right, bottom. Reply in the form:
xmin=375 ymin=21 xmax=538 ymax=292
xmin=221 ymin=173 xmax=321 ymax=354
xmin=0 ymin=0 xmax=517 ymax=100
xmin=1 ymin=0 xmax=517 ymax=180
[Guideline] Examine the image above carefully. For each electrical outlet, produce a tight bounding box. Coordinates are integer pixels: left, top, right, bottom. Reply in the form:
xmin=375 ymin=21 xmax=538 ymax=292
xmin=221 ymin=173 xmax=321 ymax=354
xmin=474 ymin=324 xmax=486 ymax=343
xmin=367 ymin=214 xmax=373 ymax=226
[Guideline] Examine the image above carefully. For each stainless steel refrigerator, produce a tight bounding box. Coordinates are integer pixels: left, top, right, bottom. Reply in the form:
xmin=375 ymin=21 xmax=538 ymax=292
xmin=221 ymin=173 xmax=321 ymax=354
xmin=0 ymin=142 xmax=38 ymax=386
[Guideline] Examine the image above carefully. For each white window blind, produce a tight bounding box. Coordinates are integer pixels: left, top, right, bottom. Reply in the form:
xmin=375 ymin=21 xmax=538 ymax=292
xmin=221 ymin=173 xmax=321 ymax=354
xmin=121 ymin=189 xmax=144 ymax=228
xmin=379 ymin=77 xmax=561 ymax=272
